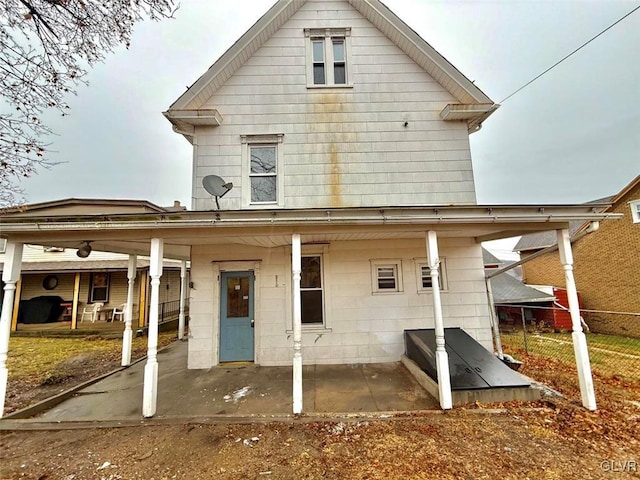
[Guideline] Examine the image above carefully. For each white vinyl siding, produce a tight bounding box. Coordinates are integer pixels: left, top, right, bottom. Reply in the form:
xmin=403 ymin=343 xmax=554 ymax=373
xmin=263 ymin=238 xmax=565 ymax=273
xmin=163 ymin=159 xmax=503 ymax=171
xmin=188 ymin=238 xmax=491 ymax=367
xmin=193 ymin=0 xmax=476 ymax=211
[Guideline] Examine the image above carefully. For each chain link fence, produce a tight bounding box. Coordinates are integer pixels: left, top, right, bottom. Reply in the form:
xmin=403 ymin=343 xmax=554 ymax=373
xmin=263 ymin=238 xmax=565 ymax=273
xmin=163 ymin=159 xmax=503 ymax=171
xmin=496 ymin=305 xmax=640 ymax=401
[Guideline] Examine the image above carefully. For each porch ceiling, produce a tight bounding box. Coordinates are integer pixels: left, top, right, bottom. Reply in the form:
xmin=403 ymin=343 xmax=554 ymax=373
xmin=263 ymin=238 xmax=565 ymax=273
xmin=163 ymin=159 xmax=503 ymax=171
xmin=0 ymin=204 xmax=619 ymax=259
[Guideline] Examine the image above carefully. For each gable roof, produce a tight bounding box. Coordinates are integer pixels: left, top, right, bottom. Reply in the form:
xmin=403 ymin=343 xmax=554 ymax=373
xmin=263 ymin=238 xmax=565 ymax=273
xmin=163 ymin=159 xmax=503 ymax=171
xmin=165 ymin=0 xmax=497 ymax=134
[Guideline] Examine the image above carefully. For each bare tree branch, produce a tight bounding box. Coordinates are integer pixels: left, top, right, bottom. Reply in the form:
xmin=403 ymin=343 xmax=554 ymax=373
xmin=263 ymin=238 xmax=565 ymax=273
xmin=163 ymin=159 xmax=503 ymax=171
xmin=0 ymin=0 xmax=176 ymax=206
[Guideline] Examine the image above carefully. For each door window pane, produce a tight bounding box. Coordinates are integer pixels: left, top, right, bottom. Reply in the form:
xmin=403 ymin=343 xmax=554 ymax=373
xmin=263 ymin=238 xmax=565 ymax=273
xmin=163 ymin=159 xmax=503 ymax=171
xmin=227 ymin=276 xmax=249 ymax=318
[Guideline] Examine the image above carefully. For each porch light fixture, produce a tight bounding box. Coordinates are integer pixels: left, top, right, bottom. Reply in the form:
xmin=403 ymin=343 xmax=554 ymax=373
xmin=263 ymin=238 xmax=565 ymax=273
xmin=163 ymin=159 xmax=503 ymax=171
xmin=76 ymin=241 xmax=92 ymax=258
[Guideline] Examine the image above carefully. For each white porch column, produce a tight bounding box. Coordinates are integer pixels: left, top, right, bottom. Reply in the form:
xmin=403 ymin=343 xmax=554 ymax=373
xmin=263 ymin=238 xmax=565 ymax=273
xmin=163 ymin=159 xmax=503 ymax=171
xmin=291 ymin=233 xmax=303 ymax=414
xmin=0 ymin=242 xmax=23 ymax=418
xmin=557 ymin=229 xmax=597 ymax=410
xmin=178 ymin=260 xmax=187 ymax=340
xmin=121 ymin=255 xmax=137 ymax=367
xmin=426 ymin=231 xmax=452 ymax=410
xmin=142 ymin=238 xmax=164 ymax=418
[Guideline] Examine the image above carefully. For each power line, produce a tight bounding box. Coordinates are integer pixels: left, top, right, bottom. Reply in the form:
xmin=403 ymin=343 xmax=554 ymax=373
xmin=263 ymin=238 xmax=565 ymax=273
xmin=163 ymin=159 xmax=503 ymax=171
xmin=499 ymin=5 xmax=640 ymax=104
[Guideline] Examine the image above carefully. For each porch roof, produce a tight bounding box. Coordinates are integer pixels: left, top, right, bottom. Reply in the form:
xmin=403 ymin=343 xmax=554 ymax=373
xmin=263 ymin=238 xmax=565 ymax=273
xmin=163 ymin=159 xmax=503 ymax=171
xmin=0 ymin=204 xmax=620 ymax=260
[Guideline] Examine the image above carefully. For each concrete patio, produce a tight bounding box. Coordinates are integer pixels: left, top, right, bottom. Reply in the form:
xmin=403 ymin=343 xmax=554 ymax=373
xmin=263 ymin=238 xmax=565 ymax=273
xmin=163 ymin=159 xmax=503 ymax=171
xmin=9 ymin=341 xmax=438 ymax=423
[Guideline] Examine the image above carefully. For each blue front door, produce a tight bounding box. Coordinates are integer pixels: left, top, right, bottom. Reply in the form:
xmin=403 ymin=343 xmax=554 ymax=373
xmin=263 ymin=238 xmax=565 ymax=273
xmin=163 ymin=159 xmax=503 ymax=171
xmin=219 ymin=271 xmax=255 ymax=362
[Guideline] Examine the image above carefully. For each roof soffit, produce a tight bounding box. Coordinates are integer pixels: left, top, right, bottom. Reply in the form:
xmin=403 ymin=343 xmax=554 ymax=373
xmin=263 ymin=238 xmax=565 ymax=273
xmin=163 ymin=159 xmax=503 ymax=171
xmin=167 ymin=0 xmax=494 ymax=113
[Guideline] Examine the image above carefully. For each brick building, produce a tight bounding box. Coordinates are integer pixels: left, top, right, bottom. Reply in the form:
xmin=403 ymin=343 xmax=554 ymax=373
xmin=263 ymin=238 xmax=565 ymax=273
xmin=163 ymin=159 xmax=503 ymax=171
xmin=515 ymin=175 xmax=640 ymax=337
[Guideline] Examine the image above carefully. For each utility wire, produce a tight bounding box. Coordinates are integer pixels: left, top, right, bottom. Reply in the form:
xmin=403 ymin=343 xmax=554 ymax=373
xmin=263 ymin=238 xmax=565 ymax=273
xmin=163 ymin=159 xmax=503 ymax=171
xmin=499 ymin=5 xmax=640 ymax=104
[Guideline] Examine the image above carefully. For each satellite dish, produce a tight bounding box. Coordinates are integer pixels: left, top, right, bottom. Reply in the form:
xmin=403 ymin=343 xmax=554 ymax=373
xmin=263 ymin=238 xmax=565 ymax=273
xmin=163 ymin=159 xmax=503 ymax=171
xmin=202 ymin=175 xmax=233 ymax=210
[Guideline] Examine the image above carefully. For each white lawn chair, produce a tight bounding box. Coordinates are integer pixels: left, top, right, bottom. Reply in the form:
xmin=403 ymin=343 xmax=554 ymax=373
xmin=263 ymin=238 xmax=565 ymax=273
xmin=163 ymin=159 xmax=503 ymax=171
xmin=111 ymin=303 xmax=126 ymax=322
xmin=80 ymin=302 xmax=103 ymax=323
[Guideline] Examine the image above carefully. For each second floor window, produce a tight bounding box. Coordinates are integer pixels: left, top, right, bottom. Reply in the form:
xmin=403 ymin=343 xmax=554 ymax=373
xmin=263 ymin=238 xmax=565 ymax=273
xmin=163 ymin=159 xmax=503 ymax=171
xmin=241 ymin=133 xmax=284 ymax=207
xmin=250 ymin=145 xmax=277 ymax=203
xmin=305 ymin=28 xmax=351 ymax=87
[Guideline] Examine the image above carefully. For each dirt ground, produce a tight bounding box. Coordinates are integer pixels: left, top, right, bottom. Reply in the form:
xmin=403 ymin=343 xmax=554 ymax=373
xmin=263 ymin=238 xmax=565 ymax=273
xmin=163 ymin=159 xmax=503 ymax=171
xmin=1 ymin=348 xmax=639 ymax=479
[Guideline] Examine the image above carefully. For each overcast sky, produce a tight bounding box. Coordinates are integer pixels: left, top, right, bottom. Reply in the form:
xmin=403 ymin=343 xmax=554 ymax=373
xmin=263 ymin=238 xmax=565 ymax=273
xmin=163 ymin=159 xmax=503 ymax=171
xmin=20 ymin=0 xmax=639 ymax=211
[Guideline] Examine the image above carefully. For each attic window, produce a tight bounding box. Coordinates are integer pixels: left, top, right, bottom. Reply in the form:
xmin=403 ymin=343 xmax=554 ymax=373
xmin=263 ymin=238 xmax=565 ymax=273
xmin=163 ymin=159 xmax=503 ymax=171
xmin=304 ymin=28 xmax=352 ymax=88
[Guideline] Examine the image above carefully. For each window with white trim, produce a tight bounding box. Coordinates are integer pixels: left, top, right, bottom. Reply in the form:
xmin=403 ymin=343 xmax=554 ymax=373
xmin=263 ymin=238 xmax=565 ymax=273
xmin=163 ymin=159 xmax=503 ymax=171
xmin=305 ymin=28 xmax=351 ymax=87
xmin=241 ymin=134 xmax=284 ymax=207
xmin=89 ymin=272 xmax=110 ymax=303
xmin=371 ymin=260 xmax=403 ymax=293
xmin=630 ymin=200 xmax=640 ymax=223
xmin=301 ymin=255 xmax=324 ymax=325
xmin=416 ymin=258 xmax=448 ymax=292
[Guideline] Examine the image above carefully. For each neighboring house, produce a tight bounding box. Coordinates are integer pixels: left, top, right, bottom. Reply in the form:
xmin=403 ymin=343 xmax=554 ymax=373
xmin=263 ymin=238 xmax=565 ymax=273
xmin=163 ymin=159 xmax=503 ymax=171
xmin=515 ymin=174 xmax=640 ymax=337
xmin=0 ymin=0 xmax=614 ymax=414
xmin=0 ymin=199 xmax=187 ymax=330
xmin=482 ymin=249 xmax=569 ymax=330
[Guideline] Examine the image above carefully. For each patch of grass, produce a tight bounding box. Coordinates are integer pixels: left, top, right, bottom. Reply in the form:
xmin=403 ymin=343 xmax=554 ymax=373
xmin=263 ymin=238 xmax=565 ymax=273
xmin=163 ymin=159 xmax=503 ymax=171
xmin=7 ymin=333 xmax=176 ymax=383
xmin=501 ymin=331 xmax=640 ymax=385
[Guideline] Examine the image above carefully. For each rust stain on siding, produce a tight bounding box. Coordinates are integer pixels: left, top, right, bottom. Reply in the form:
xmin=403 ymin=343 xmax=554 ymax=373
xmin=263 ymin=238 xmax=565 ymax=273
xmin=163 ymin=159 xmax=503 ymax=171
xmin=329 ymin=143 xmax=342 ymax=207
xmin=310 ymin=92 xmax=349 ymax=207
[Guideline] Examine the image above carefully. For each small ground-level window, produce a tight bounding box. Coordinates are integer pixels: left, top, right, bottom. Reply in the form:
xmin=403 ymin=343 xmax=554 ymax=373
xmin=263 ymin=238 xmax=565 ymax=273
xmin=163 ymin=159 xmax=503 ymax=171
xmin=89 ymin=272 xmax=110 ymax=303
xmin=371 ymin=260 xmax=403 ymax=293
xmin=417 ymin=258 xmax=448 ymax=292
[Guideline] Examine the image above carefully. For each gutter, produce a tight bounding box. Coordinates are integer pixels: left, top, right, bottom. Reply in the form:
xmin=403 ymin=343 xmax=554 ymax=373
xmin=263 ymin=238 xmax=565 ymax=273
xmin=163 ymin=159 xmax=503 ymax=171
xmin=0 ymin=209 xmax=620 ymax=233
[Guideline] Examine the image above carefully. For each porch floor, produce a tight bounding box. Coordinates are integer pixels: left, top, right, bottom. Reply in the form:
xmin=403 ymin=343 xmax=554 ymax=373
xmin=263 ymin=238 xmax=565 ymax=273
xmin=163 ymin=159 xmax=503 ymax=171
xmin=21 ymin=341 xmax=439 ymax=422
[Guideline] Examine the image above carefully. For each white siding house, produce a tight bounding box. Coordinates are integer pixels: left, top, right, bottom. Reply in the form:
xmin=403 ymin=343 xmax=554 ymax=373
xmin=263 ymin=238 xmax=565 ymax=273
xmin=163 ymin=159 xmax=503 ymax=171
xmin=1 ymin=0 xmax=613 ymax=415
xmin=165 ymin=0 xmax=498 ymax=369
